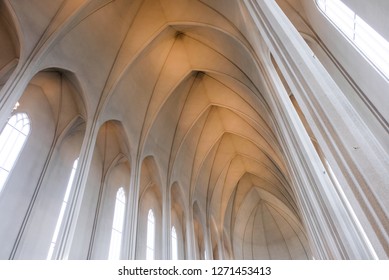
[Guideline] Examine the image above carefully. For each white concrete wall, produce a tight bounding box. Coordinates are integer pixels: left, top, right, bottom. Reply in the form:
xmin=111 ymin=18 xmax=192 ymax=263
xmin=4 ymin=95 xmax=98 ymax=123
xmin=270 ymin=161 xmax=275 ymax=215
xmin=301 ymin=0 xmax=389 ymax=150
xmin=1 ymin=0 xmax=386 ymax=260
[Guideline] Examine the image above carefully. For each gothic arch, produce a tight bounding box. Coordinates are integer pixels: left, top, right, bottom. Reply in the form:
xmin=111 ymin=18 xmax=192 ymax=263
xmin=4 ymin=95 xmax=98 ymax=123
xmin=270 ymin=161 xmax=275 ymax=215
xmin=0 ymin=69 xmax=87 ymax=259
xmin=83 ymin=120 xmax=132 ymax=259
xmin=0 ymin=0 xmax=387 ymax=260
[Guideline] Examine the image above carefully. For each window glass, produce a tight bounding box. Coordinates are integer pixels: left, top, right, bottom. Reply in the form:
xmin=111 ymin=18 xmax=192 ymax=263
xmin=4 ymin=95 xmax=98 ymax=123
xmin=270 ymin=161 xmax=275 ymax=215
xmin=317 ymin=0 xmax=389 ymax=78
xmin=146 ymin=209 xmax=155 ymax=260
xmin=47 ymin=158 xmax=78 ymax=260
xmin=171 ymin=226 xmax=178 ymax=260
xmin=108 ymin=187 xmax=126 ymax=260
xmin=0 ymin=113 xmax=30 ymax=193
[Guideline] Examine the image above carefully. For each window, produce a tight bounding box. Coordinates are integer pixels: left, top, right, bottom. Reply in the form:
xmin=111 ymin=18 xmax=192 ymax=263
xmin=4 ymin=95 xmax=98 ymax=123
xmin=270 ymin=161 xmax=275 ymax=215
xmin=317 ymin=0 xmax=389 ymax=79
xmin=146 ymin=209 xmax=155 ymax=260
xmin=171 ymin=226 xmax=178 ymax=260
xmin=108 ymin=187 xmax=126 ymax=260
xmin=0 ymin=113 xmax=30 ymax=194
xmin=47 ymin=158 xmax=78 ymax=260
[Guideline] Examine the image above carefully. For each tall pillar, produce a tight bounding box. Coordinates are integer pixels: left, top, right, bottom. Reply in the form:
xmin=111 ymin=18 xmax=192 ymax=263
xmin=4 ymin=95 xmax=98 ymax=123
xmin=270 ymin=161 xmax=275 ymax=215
xmin=217 ymin=236 xmax=224 ymax=260
xmin=161 ymin=185 xmax=171 ymax=259
xmin=204 ymin=220 xmax=213 ymax=260
xmin=122 ymin=161 xmax=137 ymax=260
xmin=243 ymin=0 xmax=388 ymax=259
xmin=186 ymin=205 xmax=196 ymax=260
xmin=56 ymin=120 xmax=98 ymax=259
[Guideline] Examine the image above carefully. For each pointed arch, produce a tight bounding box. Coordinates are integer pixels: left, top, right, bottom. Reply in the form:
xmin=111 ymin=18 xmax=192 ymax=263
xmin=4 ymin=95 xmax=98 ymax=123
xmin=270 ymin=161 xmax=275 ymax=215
xmin=85 ymin=120 xmax=131 ymax=260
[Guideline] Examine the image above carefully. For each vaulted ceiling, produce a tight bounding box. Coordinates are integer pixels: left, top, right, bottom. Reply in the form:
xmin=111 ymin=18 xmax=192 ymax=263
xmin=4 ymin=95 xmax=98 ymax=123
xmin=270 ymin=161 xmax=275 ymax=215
xmin=0 ymin=0 xmax=311 ymax=259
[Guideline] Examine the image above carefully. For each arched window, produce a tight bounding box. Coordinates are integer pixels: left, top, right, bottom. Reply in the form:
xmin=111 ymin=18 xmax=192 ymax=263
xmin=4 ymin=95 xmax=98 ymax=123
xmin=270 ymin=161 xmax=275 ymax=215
xmin=146 ymin=209 xmax=155 ymax=260
xmin=316 ymin=0 xmax=389 ymax=79
xmin=171 ymin=226 xmax=178 ymax=260
xmin=108 ymin=187 xmax=126 ymax=260
xmin=47 ymin=158 xmax=78 ymax=260
xmin=0 ymin=113 xmax=30 ymax=193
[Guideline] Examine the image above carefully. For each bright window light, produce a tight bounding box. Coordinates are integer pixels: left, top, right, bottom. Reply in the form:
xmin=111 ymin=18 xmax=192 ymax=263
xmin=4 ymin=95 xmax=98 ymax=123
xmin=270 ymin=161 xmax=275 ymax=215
xmin=0 ymin=113 xmax=30 ymax=194
xmin=171 ymin=226 xmax=178 ymax=260
xmin=108 ymin=187 xmax=126 ymax=260
xmin=317 ymin=0 xmax=389 ymax=79
xmin=47 ymin=158 xmax=79 ymax=260
xmin=146 ymin=209 xmax=155 ymax=260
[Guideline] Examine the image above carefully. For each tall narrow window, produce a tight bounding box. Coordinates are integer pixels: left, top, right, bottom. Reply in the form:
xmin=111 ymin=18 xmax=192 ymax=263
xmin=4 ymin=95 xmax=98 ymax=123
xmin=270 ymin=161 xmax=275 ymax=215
xmin=108 ymin=187 xmax=126 ymax=260
xmin=47 ymin=158 xmax=78 ymax=260
xmin=146 ymin=209 xmax=155 ymax=260
xmin=317 ymin=0 xmax=389 ymax=78
xmin=171 ymin=226 xmax=178 ymax=260
xmin=0 ymin=113 xmax=30 ymax=193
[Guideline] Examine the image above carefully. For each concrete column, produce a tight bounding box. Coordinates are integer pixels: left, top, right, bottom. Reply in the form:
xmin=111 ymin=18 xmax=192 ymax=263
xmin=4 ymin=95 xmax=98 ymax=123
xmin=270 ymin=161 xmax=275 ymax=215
xmin=56 ymin=120 xmax=98 ymax=259
xmin=243 ymin=0 xmax=386 ymax=259
xmin=161 ymin=186 xmax=171 ymax=259
xmin=124 ymin=159 xmax=142 ymax=260
xmin=204 ymin=220 xmax=213 ymax=260
xmin=217 ymin=236 xmax=224 ymax=260
xmin=121 ymin=162 xmax=136 ymax=260
xmin=186 ymin=206 xmax=196 ymax=260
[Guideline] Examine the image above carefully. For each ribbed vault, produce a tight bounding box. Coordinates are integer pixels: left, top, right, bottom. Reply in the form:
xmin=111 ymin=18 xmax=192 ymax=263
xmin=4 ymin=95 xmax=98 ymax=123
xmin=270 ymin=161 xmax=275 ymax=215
xmin=1 ymin=0 xmax=313 ymax=259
